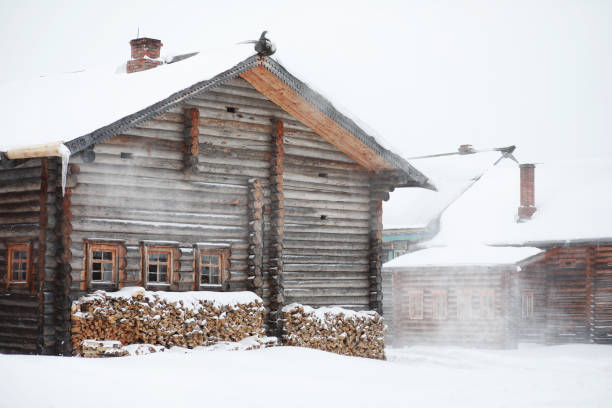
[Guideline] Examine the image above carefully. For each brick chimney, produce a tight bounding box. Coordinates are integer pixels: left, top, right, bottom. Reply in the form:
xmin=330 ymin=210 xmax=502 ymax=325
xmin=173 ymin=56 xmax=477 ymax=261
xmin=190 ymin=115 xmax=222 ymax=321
xmin=518 ymin=163 xmax=536 ymax=221
xmin=127 ymin=38 xmax=163 ymax=73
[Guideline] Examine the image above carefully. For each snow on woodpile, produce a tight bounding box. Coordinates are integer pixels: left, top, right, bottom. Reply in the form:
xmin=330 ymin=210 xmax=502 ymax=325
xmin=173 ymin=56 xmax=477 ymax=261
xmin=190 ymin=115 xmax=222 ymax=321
xmin=282 ymin=303 xmax=386 ymax=360
xmin=71 ymin=287 xmax=265 ymax=356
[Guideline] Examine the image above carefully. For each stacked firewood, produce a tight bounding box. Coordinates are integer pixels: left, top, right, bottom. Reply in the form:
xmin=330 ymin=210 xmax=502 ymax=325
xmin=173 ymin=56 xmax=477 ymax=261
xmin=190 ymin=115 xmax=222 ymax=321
xmin=81 ymin=339 xmax=129 ymax=358
xmin=282 ymin=303 xmax=386 ymax=360
xmin=71 ymin=288 xmax=265 ymax=356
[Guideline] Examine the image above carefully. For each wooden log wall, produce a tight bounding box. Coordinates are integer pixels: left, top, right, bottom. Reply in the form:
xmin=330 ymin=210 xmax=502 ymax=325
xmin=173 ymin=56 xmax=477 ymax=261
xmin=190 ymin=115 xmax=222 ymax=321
xmin=62 ymin=77 xmax=379 ymax=334
xmin=267 ymin=120 xmax=284 ymax=335
xmin=247 ymin=178 xmax=263 ymax=297
xmin=518 ymin=244 xmax=612 ymax=344
xmin=386 ymin=266 xmax=513 ymax=347
xmin=281 ymin=125 xmax=373 ymax=310
xmin=594 ymin=244 xmax=612 ymax=344
xmin=514 ymin=258 xmax=548 ymax=343
xmin=0 ymin=159 xmax=48 ymax=354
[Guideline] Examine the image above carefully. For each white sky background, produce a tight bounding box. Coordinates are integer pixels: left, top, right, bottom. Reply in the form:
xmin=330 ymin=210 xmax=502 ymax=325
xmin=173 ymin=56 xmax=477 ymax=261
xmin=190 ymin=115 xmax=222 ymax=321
xmin=0 ymin=0 xmax=610 ymax=163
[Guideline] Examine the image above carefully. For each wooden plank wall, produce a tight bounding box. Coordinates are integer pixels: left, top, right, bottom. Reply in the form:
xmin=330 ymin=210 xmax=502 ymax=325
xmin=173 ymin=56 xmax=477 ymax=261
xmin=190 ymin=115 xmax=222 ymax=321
xmin=386 ymin=267 xmax=512 ymax=347
xmin=0 ymin=159 xmax=44 ymax=354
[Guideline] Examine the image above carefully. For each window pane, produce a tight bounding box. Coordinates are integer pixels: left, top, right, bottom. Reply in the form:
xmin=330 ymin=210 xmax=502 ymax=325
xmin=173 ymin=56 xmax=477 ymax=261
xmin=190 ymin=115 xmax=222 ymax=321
xmin=92 ymin=271 xmax=102 ymax=281
xmin=149 ymin=264 xmax=157 ymax=273
xmin=159 ymin=253 xmax=168 ymax=262
xmin=93 ymin=251 xmax=102 ymax=260
xmin=201 ymin=255 xmax=210 ymax=264
xmin=19 ymin=271 xmax=27 ymax=281
xmin=103 ymin=251 xmax=113 ymax=261
xmin=201 ymin=274 xmax=209 ymax=284
xmin=93 ymin=263 xmax=101 ymax=271
xmin=12 ymin=270 xmax=19 ymax=280
xmin=159 ymin=273 xmax=167 ymax=282
xmin=210 ymin=255 xmax=219 ymax=265
xmin=159 ymin=265 xmax=167 ymax=273
xmin=15 ymin=250 xmax=27 ymax=260
xmin=103 ymin=270 xmax=113 ymax=281
xmin=148 ymin=272 xmax=157 ymax=282
xmin=149 ymin=253 xmax=158 ymax=262
xmin=20 ymin=262 xmax=27 ymax=271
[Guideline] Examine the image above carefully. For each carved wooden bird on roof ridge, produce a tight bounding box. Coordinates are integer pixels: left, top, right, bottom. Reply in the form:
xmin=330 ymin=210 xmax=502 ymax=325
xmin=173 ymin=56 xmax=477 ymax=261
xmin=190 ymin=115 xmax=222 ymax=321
xmin=238 ymin=31 xmax=276 ymax=56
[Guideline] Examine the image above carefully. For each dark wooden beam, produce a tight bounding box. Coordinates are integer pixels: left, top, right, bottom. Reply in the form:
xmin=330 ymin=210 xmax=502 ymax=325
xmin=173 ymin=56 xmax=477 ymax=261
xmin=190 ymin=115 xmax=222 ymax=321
xmin=268 ymin=120 xmax=285 ymax=336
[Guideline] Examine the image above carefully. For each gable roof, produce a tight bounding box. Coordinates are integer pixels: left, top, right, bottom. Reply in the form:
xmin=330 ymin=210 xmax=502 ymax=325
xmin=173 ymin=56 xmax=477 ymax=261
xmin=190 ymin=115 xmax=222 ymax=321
xmin=0 ymin=48 xmax=432 ymax=189
xmin=429 ymin=158 xmax=612 ymax=247
xmin=383 ymin=150 xmax=507 ymax=230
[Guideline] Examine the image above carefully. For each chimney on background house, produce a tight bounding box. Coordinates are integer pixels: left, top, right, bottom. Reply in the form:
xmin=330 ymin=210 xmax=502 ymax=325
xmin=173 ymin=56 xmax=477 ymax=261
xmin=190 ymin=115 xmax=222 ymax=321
xmin=127 ymin=38 xmax=163 ymax=73
xmin=518 ymin=163 xmax=536 ymax=221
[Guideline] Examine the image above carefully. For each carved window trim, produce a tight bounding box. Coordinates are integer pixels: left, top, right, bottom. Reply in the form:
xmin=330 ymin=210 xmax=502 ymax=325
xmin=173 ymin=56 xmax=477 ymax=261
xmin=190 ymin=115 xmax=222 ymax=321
xmin=194 ymin=245 xmax=230 ymax=291
xmin=144 ymin=246 xmax=173 ymax=287
xmin=6 ymin=242 xmax=33 ymax=288
xmin=456 ymin=289 xmax=473 ymax=320
xmin=87 ymin=244 xmax=118 ymax=284
xmin=408 ymin=289 xmax=424 ymax=320
xmin=479 ymin=289 xmax=496 ymax=319
xmin=521 ymin=290 xmax=535 ymax=319
xmin=431 ymin=290 xmax=448 ymax=320
xmin=84 ymin=240 xmax=126 ymax=290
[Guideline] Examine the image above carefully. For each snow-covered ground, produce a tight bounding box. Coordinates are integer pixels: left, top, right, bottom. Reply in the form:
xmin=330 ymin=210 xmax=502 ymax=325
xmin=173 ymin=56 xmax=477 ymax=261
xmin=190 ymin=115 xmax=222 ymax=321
xmin=1 ymin=344 xmax=611 ymax=408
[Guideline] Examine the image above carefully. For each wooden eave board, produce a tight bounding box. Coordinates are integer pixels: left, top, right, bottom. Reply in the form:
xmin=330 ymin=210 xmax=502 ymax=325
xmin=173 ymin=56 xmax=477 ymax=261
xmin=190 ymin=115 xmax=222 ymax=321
xmin=241 ymin=65 xmax=392 ymax=172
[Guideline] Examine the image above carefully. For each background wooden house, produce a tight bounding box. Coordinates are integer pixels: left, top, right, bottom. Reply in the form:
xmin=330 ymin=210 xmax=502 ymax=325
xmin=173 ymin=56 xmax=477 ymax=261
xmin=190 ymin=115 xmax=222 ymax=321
xmin=0 ymin=38 xmax=433 ymax=355
xmin=383 ymin=156 xmax=612 ymax=347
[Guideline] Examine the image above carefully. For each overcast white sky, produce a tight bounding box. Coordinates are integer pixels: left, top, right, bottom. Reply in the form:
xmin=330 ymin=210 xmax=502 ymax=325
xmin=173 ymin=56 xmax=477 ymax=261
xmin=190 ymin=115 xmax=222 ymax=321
xmin=0 ymin=0 xmax=610 ymax=162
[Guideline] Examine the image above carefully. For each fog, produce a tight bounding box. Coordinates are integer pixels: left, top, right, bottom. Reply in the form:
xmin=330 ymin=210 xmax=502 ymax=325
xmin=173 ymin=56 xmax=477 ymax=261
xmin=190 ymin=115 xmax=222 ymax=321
xmin=0 ymin=0 xmax=610 ymax=163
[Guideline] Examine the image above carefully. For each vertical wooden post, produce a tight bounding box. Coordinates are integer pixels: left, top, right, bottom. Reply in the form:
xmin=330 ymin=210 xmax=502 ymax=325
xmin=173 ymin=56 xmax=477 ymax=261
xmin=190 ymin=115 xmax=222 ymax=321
xmin=586 ymin=245 xmax=595 ymax=343
xmin=55 ymin=159 xmax=73 ymax=355
xmin=183 ymin=107 xmax=200 ymax=174
xmin=369 ymin=177 xmax=386 ymax=315
xmin=35 ymin=159 xmax=49 ymax=353
xmin=247 ymin=178 xmax=264 ymax=297
xmin=268 ymin=120 xmax=285 ymax=336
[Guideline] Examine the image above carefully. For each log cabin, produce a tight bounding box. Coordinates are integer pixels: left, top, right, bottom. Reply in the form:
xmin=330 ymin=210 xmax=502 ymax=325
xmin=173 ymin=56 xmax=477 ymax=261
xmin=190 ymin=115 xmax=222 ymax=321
xmin=383 ymin=155 xmax=612 ymax=347
xmin=0 ymin=37 xmax=434 ymax=355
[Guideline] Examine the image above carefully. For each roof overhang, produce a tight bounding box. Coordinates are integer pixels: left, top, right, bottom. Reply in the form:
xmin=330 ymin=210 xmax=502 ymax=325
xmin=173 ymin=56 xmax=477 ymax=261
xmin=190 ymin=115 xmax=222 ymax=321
xmin=0 ymin=55 xmax=434 ymax=189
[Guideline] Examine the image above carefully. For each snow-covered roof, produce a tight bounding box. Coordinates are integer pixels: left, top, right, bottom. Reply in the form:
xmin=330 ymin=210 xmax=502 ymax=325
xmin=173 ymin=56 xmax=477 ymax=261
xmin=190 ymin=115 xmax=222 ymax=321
xmin=384 ymin=245 xmax=542 ymax=268
xmin=383 ymin=150 xmax=505 ymax=229
xmin=431 ymin=158 xmax=612 ymax=246
xmin=0 ymin=47 xmax=252 ymax=152
xmin=0 ymin=46 xmax=431 ymax=188
xmin=383 ymin=156 xmax=611 ymax=269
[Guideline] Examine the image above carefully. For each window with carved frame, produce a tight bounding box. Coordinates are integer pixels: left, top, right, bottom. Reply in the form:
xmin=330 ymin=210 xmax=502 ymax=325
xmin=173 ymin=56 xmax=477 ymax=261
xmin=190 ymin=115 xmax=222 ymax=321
xmin=456 ymin=289 xmax=473 ymax=320
xmin=408 ymin=290 xmax=424 ymax=320
xmin=7 ymin=243 xmax=32 ymax=285
xmin=479 ymin=289 xmax=495 ymax=319
xmin=431 ymin=290 xmax=448 ymax=320
xmin=144 ymin=247 xmax=173 ymax=285
xmin=521 ymin=290 xmax=535 ymax=319
xmin=196 ymin=247 xmax=229 ymax=288
xmin=87 ymin=243 xmax=118 ymax=284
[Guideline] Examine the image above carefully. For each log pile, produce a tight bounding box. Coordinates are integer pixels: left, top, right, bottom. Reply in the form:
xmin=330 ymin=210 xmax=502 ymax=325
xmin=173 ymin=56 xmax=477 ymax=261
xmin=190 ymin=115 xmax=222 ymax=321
xmin=71 ymin=287 xmax=265 ymax=356
xmin=282 ymin=303 xmax=386 ymax=360
xmin=81 ymin=340 xmax=129 ymax=358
